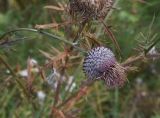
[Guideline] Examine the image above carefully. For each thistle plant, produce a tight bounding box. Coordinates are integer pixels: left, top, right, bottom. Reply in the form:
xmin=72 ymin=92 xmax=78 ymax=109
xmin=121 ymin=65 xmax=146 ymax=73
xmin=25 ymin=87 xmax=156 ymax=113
xmin=68 ymin=0 xmax=121 ymax=56
xmin=69 ymin=0 xmax=115 ymax=20
xmin=0 ymin=0 xmax=160 ymax=118
xmin=83 ymin=47 xmax=126 ymax=88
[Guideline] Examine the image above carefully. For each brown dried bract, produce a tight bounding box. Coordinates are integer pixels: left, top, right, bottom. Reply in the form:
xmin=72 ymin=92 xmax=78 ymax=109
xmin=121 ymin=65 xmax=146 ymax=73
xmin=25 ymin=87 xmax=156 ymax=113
xmin=69 ymin=0 xmax=115 ymax=20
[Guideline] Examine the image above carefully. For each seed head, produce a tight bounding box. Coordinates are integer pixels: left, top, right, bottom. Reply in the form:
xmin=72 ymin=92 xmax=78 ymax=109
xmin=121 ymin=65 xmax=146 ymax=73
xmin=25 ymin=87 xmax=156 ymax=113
xmin=69 ymin=0 xmax=115 ymax=20
xmin=83 ymin=47 xmax=126 ymax=88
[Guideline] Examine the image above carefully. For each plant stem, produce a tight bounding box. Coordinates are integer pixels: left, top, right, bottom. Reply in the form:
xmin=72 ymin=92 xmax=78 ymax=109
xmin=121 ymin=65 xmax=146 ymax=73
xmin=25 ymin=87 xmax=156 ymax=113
xmin=96 ymin=0 xmax=120 ymax=38
xmin=69 ymin=20 xmax=87 ymax=51
xmin=0 ymin=55 xmax=37 ymax=110
xmin=99 ymin=18 xmax=121 ymax=57
xmin=113 ymin=88 xmax=119 ymax=118
xmin=121 ymin=53 xmax=160 ymax=67
xmin=0 ymin=28 xmax=87 ymax=54
xmin=57 ymin=79 xmax=94 ymax=110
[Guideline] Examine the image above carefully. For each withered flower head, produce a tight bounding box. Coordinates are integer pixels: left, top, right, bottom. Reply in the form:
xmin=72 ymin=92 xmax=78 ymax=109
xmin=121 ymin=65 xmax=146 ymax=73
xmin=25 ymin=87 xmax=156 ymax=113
xmin=83 ymin=47 xmax=126 ymax=88
xmin=69 ymin=0 xmax=115 ymax=20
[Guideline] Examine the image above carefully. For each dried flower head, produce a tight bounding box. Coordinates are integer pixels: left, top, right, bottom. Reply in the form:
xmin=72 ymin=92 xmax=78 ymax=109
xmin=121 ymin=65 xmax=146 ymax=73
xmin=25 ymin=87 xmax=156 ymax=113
xmin=69 ymin=0 xmax=115 ymax=20
xmin=83 ymin=47 xmax=126 ymax=88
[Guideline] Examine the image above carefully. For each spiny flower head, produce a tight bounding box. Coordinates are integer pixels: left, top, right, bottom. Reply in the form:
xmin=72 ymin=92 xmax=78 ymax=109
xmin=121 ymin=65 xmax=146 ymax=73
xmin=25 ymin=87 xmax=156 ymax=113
xmin=69 ymin=0 xmax=115 ymax=20
xmin=83 ymin=47 xmax=126 ymax=88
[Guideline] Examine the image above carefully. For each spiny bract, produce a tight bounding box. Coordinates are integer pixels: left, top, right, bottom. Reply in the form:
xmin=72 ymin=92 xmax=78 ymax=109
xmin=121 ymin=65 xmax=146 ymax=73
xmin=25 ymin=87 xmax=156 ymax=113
xmin=83 ymin=47 xmax=127 ymax=88
xmin=69 ymin=0 xmax=115 ymax=20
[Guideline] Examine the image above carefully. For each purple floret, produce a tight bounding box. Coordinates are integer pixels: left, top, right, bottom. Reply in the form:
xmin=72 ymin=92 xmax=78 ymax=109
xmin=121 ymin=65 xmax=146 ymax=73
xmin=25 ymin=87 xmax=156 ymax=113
xmin=83 ymin=47 xmax=116 ymax=79
xmin=83 ymin=46 xmax=127 ymax=88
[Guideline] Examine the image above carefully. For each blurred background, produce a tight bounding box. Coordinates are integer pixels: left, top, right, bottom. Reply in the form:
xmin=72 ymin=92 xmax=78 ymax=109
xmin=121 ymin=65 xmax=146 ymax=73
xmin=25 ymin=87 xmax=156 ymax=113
xmin=0 ymin=0 xmax=160 ymax=118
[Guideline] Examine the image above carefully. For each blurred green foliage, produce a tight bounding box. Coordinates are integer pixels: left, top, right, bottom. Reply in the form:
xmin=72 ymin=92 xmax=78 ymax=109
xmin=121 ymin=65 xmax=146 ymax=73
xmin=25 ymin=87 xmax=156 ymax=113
xmin=0 ymin=0 xmax=160 ymax=118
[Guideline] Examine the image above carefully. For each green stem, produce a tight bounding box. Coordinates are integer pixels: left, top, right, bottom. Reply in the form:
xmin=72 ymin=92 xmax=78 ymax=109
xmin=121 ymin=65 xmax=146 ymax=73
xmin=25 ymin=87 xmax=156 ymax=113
xmin=96 ymin=0 xmax=120 ymax=38
xmin=113 ymin=88 xmax=119 ymax=118
xmin=69 ymin=21 xmax=86 ymax=51
xmin=0 ymin=28 xmax=87 ymax=54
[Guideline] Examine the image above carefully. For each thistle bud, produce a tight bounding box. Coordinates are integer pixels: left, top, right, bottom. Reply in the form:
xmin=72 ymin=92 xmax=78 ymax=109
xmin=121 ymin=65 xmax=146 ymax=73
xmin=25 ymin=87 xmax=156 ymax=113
xmin=69 ymin=0 xmax=115 ymax=20
xmin=83 ymin=47 xmax=126 ymax=88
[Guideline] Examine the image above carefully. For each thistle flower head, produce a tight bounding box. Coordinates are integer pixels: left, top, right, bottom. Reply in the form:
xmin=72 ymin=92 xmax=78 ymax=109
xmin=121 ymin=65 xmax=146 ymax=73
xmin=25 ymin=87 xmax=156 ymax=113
xmin=83 ymin=47 xmax=126 ymax=88
xmin=69 ymin=0 xmax=114 ymax=20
